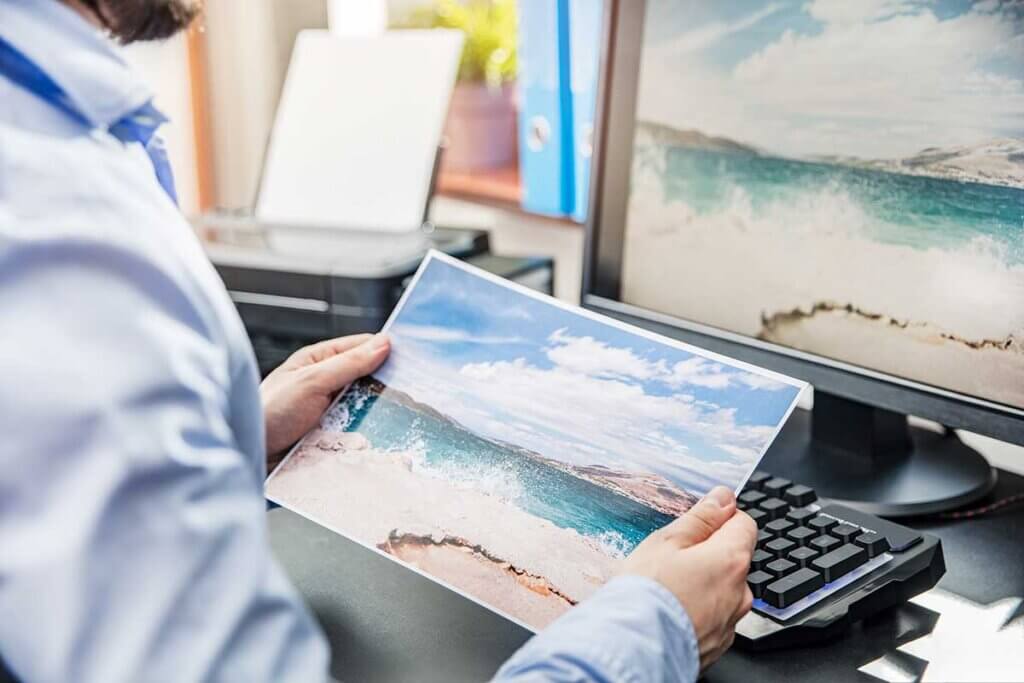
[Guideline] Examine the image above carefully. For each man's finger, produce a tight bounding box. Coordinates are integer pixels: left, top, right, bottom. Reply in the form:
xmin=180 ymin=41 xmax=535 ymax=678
xmin=296 ymin=333 xmax=375 ymax=365
xmin=703 ymin=507 xmax=758 ymax=556
xmin=658 ymin=486 xmax=736 ymax=548
xmin=312 ymin=334 xmax=390 ymax=393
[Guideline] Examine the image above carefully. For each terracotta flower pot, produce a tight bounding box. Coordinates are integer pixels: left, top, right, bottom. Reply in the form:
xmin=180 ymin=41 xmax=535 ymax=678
xmin=442 ymin=82 xmax=518 ymax=172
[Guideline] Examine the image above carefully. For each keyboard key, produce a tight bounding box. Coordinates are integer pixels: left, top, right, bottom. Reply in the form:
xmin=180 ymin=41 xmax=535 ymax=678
xmin=739 ymin=490 xmax=767 ymax=506
xmin=746 ymin=471 xmax=772 ymax=490
xmin=747 ymin=508 xmax=768 ymax=528
xmin=757 ymin=529 xmax=772 ymax=545
xmin=854 ymin=532 xmax=890 ymax=558
xmin=764 ymin=568 xmax=825 ymax=608
xmin=812 ymin=544 xmax=868 ymax=583
xmin=765 ymin=557 xmax=796 ymax=577
xmin=831 ymin=523 xmax=861 ymax=543
xmin=747 ymin=570 xmax=774 ymax=599
xmin=751 ymin=549 xmax=773 ymax=571
xmin=765 ymin=537 xmax=796 ymax=557
xmin=787 ymin=526 xmax=817 ymax=546
xmin=763 ymin=477 xmax=792 ymax=497
xmin=783 ymin=484 xmax=817 ymax=507
xmin=788 ymin=546 xmax=819 ymax=568
xmin=820 ymin=503 xmax=922 ymax=552
xmin=765 ymin=518 xmax=795 ymax=536
xmin=758 ymin=498 xmax=790 ymax=520
xmin=808 ymin=516 xmax=838 ymax=534
xmin=810 ymin=534 xmax=841 ymax=554
xmin=786 ymin=507 xmax=816 ymax=524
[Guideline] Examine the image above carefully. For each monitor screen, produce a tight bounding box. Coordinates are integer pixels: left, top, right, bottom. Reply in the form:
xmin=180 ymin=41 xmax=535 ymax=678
xmin=618 ymin=0 xmax=1024 ymax=411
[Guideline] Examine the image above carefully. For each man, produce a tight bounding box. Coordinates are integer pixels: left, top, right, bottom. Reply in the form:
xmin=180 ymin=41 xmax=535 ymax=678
xmin=0 ymin=0 xmax=756 ymax=681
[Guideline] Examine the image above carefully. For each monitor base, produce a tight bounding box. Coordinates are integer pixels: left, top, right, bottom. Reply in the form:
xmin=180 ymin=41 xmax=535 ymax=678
xmin=763 ymin=397 xmax=997 ymax=518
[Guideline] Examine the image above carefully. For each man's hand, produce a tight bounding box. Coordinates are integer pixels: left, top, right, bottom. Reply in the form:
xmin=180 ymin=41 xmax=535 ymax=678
xmin=261 ymin=333 xmax=390 ymax=464
xmin=620 ymin=486 xmax=757 ymax=672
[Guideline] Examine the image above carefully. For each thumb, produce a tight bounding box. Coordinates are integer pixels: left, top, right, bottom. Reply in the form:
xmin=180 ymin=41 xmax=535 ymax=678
xmin=311 ymin=333 xmax=390 ymax=393
xmin=702 ymin=505 xmax=759 ymax=557
xmin=660 ymin=486 xmax=737 ymax=548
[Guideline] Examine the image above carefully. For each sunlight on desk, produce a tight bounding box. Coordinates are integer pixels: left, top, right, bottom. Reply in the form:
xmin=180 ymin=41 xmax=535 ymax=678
xmin=860 ymin=588 xmax=1024 ymax=682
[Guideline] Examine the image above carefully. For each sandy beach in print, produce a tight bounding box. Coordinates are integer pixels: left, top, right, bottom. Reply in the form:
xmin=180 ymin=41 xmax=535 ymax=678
xmin=268 ymin=424 xmax=618 ymax=628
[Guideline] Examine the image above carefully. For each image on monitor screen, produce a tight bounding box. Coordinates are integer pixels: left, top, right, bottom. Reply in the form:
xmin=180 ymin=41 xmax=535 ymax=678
xmin=620 ymin=0 xmax=1024 ymax=411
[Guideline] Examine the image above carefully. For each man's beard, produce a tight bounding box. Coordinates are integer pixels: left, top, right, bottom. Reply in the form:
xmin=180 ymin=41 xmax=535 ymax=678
xmin=80 ymin=0 xmax=201 ymax=43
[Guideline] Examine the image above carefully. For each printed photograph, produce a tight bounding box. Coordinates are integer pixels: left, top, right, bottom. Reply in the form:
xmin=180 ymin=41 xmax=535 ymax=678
xmin=622 ymin=0 xmax=1024 ymax=409
xmin=266 ymin=254 xmax=804 ymax=630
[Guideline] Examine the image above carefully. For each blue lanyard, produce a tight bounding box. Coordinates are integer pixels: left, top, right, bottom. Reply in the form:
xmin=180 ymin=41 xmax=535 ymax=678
xmin=0 ymin=35 xmax=178 ymax=205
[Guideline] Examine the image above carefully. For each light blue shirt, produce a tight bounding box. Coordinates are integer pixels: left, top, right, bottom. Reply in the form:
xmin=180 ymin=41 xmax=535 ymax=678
xmin=0 ymin=1 xmax=699 ymax=681
xmin=494 ymin=576 xmax=699 ymax=683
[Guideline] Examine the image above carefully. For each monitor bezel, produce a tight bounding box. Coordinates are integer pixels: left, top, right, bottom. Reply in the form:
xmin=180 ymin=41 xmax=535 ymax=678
xmin=582 ymin=0 xmax=1024 ymax=446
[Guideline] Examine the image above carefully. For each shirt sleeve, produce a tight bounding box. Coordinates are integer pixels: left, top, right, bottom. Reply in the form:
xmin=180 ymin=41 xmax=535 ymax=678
xmin=493 ymin=575 xmax=700 ymax=683
xmin=0 ymin=236 xmax=329 ymax=682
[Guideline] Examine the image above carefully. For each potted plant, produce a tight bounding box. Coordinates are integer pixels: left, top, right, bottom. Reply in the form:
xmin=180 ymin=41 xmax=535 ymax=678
xmin=408 ymin=0 xmax=518 ymax=173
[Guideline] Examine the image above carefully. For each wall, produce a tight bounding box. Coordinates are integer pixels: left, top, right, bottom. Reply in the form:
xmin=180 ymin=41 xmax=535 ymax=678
xmin=202 ymin=0 xmax=328 ymax=210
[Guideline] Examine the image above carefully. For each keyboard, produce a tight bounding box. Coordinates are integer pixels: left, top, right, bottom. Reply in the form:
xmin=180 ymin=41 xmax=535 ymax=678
xmin=735 ymin=471 xmax=946 ymax=650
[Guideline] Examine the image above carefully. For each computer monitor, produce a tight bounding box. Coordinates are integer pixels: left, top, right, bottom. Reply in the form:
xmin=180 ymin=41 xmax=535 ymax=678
xmin=584 ymin=0 xmax=1024 ymax=516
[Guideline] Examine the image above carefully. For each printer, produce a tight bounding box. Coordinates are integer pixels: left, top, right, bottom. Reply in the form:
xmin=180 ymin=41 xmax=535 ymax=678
xmin=199 ymin=214 xmax=552 ymax=375
xmin=196 ymin=30 xmax=553 ymax=375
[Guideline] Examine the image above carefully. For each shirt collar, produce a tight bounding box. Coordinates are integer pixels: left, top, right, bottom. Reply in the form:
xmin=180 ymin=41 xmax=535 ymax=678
xmin=0 ymin=0 xmax=154 ymax=129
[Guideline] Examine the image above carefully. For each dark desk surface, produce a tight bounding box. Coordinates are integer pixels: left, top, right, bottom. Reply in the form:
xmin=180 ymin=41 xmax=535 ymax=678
xmin=268 ymin=467 xmax=1024 ymax=682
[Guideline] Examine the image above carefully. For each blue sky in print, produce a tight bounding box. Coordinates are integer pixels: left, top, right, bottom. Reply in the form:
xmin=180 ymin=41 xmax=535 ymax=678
xmin=372 ymin=257 xmax=803 ymax=494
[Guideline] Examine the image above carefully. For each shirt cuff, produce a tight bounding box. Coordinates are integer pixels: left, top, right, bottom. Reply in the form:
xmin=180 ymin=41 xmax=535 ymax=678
xmin=493 ymin=574 xmax=700 ymax=683
xmin=602 ymin=575 xmax=701 ymax=683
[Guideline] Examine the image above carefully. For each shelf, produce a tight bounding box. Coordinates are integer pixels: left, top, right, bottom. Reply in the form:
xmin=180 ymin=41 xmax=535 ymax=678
xmin=436 ymin=163 xmax=521 ymax=205
xmin=435 ymin=163 xmax=580 ymax=227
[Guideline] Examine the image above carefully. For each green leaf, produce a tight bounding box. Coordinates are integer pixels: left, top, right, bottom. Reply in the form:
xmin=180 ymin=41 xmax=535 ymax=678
xmin=399 ymin=0 xmax=518 ymax=86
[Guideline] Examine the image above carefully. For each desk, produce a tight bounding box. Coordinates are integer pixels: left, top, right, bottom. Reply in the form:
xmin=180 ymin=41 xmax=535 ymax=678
xmin=268 ymin=467 xmax=1024 ymax=682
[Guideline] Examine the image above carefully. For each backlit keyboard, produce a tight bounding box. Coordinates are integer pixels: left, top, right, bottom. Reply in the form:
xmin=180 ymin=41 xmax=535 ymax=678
xmin=736 ymin=471 xmax=946 ymax=650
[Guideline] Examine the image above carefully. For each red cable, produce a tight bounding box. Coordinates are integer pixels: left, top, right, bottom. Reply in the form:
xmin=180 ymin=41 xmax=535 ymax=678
xmin=937 ymin=493 xmax=1024 ymax=520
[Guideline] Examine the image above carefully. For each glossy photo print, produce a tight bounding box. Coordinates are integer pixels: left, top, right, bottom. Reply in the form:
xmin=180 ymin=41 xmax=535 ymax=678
xmin=266 ymin=252 xmax=805 ymax=630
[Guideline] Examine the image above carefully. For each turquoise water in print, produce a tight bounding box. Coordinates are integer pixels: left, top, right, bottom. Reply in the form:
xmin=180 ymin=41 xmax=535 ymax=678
xmin=324 ymin=379 xmax=676 ymax=557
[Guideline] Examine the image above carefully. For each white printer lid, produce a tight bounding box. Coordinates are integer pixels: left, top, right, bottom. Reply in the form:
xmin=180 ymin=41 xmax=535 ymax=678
xmin=255 ymin=29 xmax=463 ymax=234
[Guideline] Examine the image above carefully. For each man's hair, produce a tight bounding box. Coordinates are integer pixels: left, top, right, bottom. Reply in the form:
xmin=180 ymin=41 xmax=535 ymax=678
xmin=79 ymin=0 xmax=201 ymax=43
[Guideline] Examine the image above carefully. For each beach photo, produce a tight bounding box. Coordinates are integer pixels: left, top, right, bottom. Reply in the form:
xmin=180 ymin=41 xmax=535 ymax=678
xmin=266 ymin=253 xmax=804 ymax=630
xmin=622 ymin=0 xmax=1024 ymax=409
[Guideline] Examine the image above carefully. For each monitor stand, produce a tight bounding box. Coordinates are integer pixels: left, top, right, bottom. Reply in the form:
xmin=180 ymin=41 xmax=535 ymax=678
xmin=763 ymin=391 xmax=997 ymax=518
